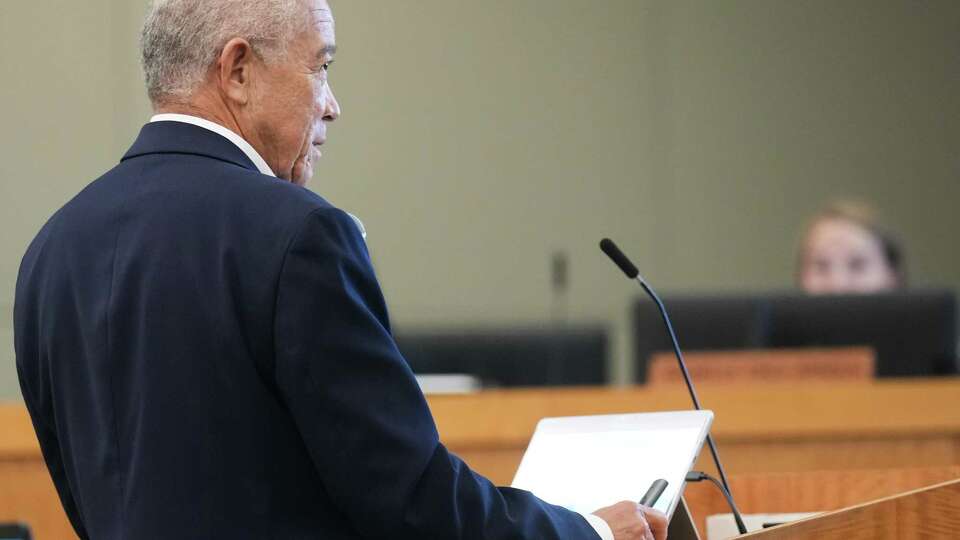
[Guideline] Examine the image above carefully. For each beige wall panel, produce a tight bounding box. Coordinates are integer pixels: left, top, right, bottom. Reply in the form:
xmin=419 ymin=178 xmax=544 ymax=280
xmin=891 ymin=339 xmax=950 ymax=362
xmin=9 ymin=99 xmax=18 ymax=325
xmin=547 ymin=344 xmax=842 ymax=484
xmin=2 ymin=1 xmax=959 ymax=398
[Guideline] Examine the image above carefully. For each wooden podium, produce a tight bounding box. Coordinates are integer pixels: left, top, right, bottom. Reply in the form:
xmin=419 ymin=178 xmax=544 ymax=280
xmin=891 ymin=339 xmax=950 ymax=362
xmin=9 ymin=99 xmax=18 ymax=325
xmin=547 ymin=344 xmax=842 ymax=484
xmin=667 ymin=478 xmax=960 ymax=540
xmin=671 ymin=467 xmax=960 ymax=539
xmin=736 ymin=478 xmax=960 ymax=539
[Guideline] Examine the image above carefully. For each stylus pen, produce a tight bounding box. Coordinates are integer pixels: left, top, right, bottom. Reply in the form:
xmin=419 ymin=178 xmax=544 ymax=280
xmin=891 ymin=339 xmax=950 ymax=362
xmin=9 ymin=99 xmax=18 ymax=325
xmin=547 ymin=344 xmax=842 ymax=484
xmin=639 ymin=479 xmax=669 ymax=507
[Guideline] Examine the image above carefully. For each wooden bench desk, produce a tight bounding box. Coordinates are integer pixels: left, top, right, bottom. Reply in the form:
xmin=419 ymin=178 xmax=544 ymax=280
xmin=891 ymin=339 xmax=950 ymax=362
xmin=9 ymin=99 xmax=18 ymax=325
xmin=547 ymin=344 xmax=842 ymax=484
xmin=3 ymin=378 xmax=959 ymax=538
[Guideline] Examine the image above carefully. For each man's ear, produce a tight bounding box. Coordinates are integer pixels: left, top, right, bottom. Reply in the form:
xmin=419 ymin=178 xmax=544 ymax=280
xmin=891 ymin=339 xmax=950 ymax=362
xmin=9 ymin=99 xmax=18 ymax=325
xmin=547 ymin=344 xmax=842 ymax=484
xmin=218 ymin=37 xmax=256 ymax=105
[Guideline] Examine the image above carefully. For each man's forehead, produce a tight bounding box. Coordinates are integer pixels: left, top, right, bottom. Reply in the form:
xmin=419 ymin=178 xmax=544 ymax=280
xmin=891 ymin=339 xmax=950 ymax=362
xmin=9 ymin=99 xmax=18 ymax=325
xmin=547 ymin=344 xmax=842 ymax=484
xmin=309 ymin=0 xmax=334 ymax=24
xmin=313 ymin=7 xmax=333 ymax=22
xmin=308 ymin=1 xmax=336 ymax=52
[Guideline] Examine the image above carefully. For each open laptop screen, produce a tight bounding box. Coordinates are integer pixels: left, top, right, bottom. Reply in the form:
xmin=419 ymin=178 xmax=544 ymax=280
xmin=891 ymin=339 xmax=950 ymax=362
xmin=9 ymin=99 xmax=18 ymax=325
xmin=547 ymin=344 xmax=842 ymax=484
xmin=512 ymin=410 xmax=713 ymax=518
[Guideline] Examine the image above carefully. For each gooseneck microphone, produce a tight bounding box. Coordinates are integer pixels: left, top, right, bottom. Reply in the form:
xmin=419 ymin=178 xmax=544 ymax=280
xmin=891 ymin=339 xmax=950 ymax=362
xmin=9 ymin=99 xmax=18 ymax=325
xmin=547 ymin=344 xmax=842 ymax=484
xmin=599 ymin=238 xmax=748 ymax=535
xmin=599 ymin=239 xmax=706 ymax=411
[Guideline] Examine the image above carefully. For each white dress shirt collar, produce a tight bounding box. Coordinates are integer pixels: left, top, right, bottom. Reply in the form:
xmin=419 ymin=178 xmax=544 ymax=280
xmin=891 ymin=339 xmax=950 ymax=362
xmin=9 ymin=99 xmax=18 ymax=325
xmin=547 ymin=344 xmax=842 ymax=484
xmin=150 ymin=113 xmax=275 ymax=177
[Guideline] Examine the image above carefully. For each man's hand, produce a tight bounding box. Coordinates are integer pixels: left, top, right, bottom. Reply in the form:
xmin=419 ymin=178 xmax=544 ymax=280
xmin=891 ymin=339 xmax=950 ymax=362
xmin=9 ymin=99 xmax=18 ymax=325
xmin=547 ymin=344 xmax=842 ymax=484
xmin=592 ymin=501 xmax=668 ymax=540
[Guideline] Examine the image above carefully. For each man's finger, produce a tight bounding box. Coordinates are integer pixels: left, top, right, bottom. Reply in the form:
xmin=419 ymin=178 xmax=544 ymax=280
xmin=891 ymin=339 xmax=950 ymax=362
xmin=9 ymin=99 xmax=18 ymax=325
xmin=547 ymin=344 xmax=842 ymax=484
xmin=640 ymin=506 xmax=669 ymax=540
xmin=634 ymin=503 xmax=653 ymax=540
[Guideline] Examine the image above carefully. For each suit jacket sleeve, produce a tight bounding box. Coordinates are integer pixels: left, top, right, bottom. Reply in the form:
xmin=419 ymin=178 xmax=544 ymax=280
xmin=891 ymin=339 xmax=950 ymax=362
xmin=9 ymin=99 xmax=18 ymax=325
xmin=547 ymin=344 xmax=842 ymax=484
xmin=16 ymin=366 xmax=90 ymax=540
xmin=272 ymin=207 xmax=600 ymax=539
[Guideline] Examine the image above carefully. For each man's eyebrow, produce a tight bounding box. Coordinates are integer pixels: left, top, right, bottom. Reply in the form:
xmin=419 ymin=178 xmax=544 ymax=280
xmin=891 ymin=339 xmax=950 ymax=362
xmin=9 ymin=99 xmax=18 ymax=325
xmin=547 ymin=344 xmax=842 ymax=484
xmin=317 ymin=44 xmax=337 ymax=58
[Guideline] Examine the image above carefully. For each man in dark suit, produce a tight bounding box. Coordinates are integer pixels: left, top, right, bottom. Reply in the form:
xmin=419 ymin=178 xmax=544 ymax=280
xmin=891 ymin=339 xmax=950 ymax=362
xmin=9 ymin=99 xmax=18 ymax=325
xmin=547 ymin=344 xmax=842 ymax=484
xmin=15 ymin=1 xmax=666 ymax=538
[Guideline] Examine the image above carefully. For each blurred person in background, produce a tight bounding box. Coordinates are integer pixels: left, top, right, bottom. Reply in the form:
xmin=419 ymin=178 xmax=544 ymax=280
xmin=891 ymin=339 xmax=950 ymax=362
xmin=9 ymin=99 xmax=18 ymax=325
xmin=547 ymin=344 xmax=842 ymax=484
xmin=797 ymin=201 xmax=905 ymax=295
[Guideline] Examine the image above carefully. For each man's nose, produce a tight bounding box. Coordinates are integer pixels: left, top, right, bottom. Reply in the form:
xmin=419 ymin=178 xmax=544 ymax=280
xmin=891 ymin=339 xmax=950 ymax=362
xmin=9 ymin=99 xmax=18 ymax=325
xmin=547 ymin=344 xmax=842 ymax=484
xmin=322 ymin=85 xmax=340 ymax=122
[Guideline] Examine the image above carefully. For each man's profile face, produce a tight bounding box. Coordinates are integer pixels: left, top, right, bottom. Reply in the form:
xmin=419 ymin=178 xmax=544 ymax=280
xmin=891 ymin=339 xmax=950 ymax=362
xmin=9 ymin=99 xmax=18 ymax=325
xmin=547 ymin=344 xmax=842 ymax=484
xmin=250 ymin=0 xmax=339 ymax=185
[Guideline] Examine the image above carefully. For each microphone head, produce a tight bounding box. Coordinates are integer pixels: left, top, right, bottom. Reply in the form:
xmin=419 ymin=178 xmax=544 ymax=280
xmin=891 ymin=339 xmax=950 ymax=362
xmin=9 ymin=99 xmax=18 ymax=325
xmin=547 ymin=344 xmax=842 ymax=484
xmin=599 ymin=238 xmax=640 ymax=279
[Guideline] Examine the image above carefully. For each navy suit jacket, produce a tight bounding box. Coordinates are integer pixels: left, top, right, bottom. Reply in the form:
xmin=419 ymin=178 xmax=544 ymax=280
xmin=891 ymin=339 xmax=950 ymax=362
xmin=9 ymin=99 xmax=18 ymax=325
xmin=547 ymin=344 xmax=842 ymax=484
xmin=14 ymin=121 xmax=601 ymax=539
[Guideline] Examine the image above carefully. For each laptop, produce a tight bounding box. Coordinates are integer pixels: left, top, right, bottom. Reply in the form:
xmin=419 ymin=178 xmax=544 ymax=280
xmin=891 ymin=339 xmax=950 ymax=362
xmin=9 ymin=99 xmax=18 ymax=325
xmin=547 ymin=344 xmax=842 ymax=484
xmin=512 ymin=410 xmax=713 ymax=519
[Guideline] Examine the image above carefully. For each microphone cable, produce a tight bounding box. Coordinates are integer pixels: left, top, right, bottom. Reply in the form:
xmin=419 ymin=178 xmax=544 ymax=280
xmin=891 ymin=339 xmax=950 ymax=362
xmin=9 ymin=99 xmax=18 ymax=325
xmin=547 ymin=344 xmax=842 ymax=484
xmin=685 ymin=471 xmax=747 ymax=534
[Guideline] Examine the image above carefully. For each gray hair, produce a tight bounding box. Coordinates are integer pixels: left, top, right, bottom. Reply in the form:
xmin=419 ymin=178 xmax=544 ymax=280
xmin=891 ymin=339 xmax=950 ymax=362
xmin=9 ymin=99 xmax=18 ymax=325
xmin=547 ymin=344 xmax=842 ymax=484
xmin=141 ymin=0 xmax=309 ymax=104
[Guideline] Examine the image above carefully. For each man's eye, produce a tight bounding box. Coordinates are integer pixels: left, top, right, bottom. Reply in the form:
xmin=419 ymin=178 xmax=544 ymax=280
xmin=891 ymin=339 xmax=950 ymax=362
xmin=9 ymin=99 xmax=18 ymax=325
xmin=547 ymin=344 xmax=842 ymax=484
xmin=321 ymin=63 xmax=331 ymax=72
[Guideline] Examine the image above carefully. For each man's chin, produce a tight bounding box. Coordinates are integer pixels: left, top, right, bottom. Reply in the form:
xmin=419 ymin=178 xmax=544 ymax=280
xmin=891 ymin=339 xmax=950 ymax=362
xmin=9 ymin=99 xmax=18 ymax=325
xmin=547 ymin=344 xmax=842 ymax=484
xmin=290 ymin=160 xmax=312 ymax=187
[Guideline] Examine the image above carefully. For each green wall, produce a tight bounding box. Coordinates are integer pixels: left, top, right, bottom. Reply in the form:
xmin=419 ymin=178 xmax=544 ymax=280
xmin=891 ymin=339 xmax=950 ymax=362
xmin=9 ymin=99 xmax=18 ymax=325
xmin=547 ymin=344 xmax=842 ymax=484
xmin=2 ymin=0 xmax=958 ymax=399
